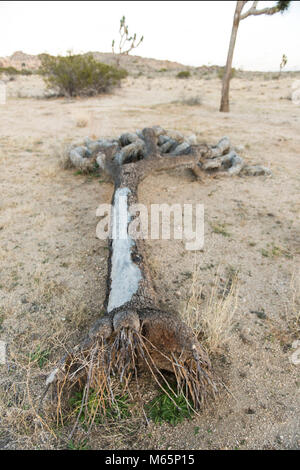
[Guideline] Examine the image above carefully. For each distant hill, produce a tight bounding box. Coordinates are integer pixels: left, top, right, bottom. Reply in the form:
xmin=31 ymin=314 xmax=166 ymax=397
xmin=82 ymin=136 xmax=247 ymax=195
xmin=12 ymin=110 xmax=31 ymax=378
xmin=0 ymin=50 xmax=203 ymax=73
xmin=0 ymin=50 xmax=234 ymax=78
xmin=0 ymin=50 xmax=299 ymax=78
xmin=0 ymin=51 xmax=40 ymax=70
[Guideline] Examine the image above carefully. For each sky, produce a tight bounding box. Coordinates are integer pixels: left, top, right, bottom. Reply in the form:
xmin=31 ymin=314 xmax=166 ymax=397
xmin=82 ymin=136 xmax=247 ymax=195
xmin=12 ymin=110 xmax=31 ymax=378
xmin=0 ymin=0 xmax=299 ymax=71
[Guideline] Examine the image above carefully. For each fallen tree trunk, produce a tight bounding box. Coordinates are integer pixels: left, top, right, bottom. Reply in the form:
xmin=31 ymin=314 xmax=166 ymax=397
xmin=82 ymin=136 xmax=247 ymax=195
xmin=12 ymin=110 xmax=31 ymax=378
xmin=46 ymin=126 xmax=271 ymax=415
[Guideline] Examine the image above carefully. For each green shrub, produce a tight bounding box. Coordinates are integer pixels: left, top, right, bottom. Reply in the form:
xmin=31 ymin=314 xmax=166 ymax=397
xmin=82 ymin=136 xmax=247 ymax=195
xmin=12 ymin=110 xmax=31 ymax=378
xmin=0 ymin=66 xmax=32 ymax=76
xmin=38 ymin=52 xmax=128 ymax=97
xmin=217 ymin=66 xmax=236 ymax=80
xmin=176 ymin=70 xmax=191 ymax=79
xmin=145 ymin=384 xmax=194 ymax=425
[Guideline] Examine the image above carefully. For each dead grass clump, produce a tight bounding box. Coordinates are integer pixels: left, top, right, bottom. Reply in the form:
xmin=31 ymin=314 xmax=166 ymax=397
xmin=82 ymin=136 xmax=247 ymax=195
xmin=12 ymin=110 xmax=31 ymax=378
xmin=265 ymin=268 xmax=300 ymax=348
xmin=172 ymin=95 xmax=202 ymax=107
xmin=180 ymin=96 xmax=202 ymax=106
xmin=287 ymin=269 xmax=300 ymax=337
xmin=181 ymin=264 xmax=239 ymax=354
xmin=53 ymin=142 xmax=73 ymax=170
xmin=52 ymin=142 xmax=73 ymax=170
xmin=76 ymin=118 xmax=88 ymax=128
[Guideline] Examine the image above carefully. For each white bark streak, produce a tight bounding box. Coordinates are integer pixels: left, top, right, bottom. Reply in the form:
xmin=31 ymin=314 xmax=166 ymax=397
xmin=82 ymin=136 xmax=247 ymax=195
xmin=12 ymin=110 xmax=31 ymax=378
xmin=107 ymin=187 xmax=142 ymax=313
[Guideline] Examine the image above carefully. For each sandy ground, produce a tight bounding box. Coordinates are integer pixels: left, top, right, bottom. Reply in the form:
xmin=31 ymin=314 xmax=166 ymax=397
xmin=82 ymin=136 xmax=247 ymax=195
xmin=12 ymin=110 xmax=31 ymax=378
xmin=0 ymin=72 xmax=299 ymax=450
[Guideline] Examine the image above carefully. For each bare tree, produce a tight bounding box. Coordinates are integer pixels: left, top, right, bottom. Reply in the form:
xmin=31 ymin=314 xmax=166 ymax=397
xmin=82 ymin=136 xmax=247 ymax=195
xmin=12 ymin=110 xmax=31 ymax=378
xmin=220 ymin=0 xmax=291 ymax=112
xmin=112 ymin=16 xmax=144 ymax=67
xmin=279 ymin=53 xmax=288 ymax=76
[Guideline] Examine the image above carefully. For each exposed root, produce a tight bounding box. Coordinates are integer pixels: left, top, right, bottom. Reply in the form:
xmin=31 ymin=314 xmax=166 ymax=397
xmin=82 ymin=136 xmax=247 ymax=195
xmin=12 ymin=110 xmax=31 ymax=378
xmin=49 ymin=319 xmax=218 ymax=437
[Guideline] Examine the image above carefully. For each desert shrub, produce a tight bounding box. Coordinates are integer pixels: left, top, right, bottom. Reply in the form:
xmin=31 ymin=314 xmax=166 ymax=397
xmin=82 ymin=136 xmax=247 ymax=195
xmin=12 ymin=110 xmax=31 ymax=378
xmin=176 ymin=70 xmax=191 ymax=79
xmin=38 ymin=52 xmax=128 ymax=97
xmin=179 ymin=95 xmax=202 ymax=106
xmin=158 ymin=68 xmax=168 ymax=72
xmin=0 ymin=66 xmax=32 ymax=76
xmin=217 ymin=66 xmax=236 ymax=80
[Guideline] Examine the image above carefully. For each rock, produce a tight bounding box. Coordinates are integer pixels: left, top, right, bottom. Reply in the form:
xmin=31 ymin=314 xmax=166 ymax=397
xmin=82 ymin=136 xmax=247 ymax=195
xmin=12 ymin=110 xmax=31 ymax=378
xmin=186 ymin=134 xmax=197 ymax=145
xmin=98 ymin=139 xmax=118 ymax=148
xmin=165 ymin=130 xmax=185 ymax=143
xmin=203 ymin=158 xmax=222 ymax=170
xmin=87 ymin=141 xmax=103 ymax=154
xmin=69 ymin=146 xmax=94 ymax=169
xmin=71 ymin=146 xmax=86 ymax=157
xmin=211 ymin=136 xmax=231 ymax=157
xmin=289 ymin=348 xmax=300 ymax=365
xmin=234 ymin=144 xmax=245 ymax=153
xmin=158 ymin=135 xmax=170 ymax=146
xmin=135 ymin=129 xmax=144 ymax=139
xmin=151 ymin=125 xmax=167 ymax=137
xmin=115 ymin=139 xmax=145 ymax=164
xmin=84 ymin=137 xmax=93 ymax=146
xmin=242 ymin=165 xmax=272 ymax=176
xmin=171 ymin=141 xmax=191 ymax=155
xmin=96 ymin=152 xmax=106 ymax=168
xmin=225 ymin=151 xmax=244 ymax=175
xmin=160 ymin=138 xmax=177 ymax=153
xmin=289 ymin=341 xmax=300 ymax=365
xmin=119 ymin=132 xmax=139 ymax=146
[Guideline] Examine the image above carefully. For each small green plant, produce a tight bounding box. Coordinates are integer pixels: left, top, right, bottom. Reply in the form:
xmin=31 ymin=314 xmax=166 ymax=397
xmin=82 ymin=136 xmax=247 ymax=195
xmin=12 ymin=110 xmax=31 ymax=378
xmin=69 ymin=388 xmax=131 ymax=425
xmin=39 ymin=52 xmax=127 ymax=97
xmin=29 ymin=346 xmax=50 ymax=368
xmin=211 ymin=223 xmax=231 ymax=237
xmin=67 ymin=438 xmax=89 ymax=450
xmin=176 ymin=70 xmax=191 ymax=79
xmin=194 ymin=426 xmax=200 ymax=435
xmin=158 ymin=68 xmax=167 ymax=72
xmin=261 ymin=244 xmax=291 ymax=258
xmin=145 ymin=384 xmax=194 ymax=426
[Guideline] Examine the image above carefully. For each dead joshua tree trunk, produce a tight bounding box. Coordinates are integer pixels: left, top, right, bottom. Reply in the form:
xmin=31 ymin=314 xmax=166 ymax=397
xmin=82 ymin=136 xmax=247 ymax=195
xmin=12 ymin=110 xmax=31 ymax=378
xmin=46 ymin=126 xmax=271 ymax=419
xmin=46 ymin=128 xmax=218 ymax=412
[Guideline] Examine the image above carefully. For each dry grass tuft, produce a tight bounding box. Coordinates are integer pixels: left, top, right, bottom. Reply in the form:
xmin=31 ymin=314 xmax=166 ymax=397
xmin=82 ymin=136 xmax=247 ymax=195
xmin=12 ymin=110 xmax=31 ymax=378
xmin=76 ymin=118 xmax=88 ymax=128
xmin=52 ymin=142 xmax=73 ymax=170
xmin=284 ymin=267 xmax=300 ymax=339
xmin=181 ymin=264 xmax=239 ymax=354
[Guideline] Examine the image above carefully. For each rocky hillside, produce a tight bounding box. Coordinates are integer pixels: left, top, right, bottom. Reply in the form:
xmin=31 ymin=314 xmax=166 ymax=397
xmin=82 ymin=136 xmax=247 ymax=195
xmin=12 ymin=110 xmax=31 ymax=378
xmin=0 ymin=50 xmax=299 ymax=79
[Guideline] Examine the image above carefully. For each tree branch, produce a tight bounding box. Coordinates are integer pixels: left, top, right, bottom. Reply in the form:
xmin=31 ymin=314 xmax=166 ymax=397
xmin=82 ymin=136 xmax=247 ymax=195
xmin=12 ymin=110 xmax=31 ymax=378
xmin=241 ymin=1 xmax=280 ymax=20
